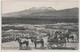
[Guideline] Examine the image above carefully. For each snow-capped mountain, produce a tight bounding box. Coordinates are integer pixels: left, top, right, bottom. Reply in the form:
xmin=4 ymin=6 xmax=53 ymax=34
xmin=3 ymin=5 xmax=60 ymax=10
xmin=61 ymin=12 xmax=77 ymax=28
xmin=2 ymin=7 xmax=78 ymax=24
xmin=2 ymin=7 xmax=56 ymax=17
xmin=28 ymin=7 xmax=55 ymax=11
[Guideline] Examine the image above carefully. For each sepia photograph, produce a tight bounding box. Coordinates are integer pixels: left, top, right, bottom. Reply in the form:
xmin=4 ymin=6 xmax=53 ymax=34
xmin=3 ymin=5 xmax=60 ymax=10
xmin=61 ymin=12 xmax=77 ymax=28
xmin=1 ymin=1 xmax=79 ymax=50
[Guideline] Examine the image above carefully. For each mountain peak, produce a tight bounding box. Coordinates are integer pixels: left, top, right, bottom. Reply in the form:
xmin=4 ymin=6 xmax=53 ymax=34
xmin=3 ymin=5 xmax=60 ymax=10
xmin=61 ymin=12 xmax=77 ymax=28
xmin=28 ymin=7 xmax=56 ymax=11
xmin=2 ymin=7 xmax=78 ymax=18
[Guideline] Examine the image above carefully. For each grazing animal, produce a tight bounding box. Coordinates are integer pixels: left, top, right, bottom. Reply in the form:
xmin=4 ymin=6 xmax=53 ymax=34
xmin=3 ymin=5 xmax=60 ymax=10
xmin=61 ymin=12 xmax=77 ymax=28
xmin=31 ymin=37 xmax=44 ymax=48
xmin=15 ymin=38 xmax=29 ymax=49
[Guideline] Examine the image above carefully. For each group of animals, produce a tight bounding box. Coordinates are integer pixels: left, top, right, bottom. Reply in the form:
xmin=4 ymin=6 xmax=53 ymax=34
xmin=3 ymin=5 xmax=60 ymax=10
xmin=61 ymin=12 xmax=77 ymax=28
xmin=15 ymin=36 xmax=44 ymax=49
xmin=15 ymin=30 xmax=76 ymax=49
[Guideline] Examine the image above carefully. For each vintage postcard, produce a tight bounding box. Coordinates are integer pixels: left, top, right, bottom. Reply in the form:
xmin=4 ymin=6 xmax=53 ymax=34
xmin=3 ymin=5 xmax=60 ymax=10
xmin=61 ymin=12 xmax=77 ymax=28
xmin=1 ymin=0 xmax=79 ymax=50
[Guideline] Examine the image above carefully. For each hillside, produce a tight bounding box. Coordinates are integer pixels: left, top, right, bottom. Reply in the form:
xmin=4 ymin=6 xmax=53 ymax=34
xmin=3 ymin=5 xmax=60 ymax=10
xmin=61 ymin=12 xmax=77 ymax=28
xmin=2 ymin=7 xmax=56 ymax=18
xmin=2 ymin=7 xmax=79 ymax=24
xmin=26 ymin=7 xmax=78 ymax=18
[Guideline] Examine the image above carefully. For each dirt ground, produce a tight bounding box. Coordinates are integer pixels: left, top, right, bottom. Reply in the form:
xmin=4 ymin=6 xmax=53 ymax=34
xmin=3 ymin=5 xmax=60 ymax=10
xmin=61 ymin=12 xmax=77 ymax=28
xmin=1 ymin=40 xmax=78 ymax=50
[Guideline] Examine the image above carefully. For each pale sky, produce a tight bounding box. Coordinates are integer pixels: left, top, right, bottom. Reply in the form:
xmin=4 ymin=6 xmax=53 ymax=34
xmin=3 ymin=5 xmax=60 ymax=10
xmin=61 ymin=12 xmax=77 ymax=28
xmin=2 ymin=1 xmax=79 ymax=14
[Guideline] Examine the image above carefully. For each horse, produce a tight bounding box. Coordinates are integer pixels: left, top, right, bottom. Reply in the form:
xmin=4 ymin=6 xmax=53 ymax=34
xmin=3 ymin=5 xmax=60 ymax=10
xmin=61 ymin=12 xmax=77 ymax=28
xmin=55 ymin=30 xmax=74 ymax=42
xmin=63 ymin=33 xmax=74 ymax=42
xmin=15 ymin=38 xmax=29 ymax=49
xmin=31 ymin=37 xmax=44 ymax=48
xmin=47 ymin=33 xmax=66 ymax=48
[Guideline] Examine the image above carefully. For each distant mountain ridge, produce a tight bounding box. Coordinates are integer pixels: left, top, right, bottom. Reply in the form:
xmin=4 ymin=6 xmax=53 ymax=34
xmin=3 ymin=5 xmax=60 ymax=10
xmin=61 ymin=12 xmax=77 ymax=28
xmin=26 ymin=7 xmax=78 ymax=18
xmin=2 ymin=7 xmax=79 ymax=24
xmin=2 ymin=7 xmax=56 ymax=17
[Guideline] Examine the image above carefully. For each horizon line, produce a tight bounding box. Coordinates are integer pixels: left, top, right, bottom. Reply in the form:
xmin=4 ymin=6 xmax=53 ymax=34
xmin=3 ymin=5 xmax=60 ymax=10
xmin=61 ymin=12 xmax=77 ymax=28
xmin=2 ymin=7 xmax=78 ymax=15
